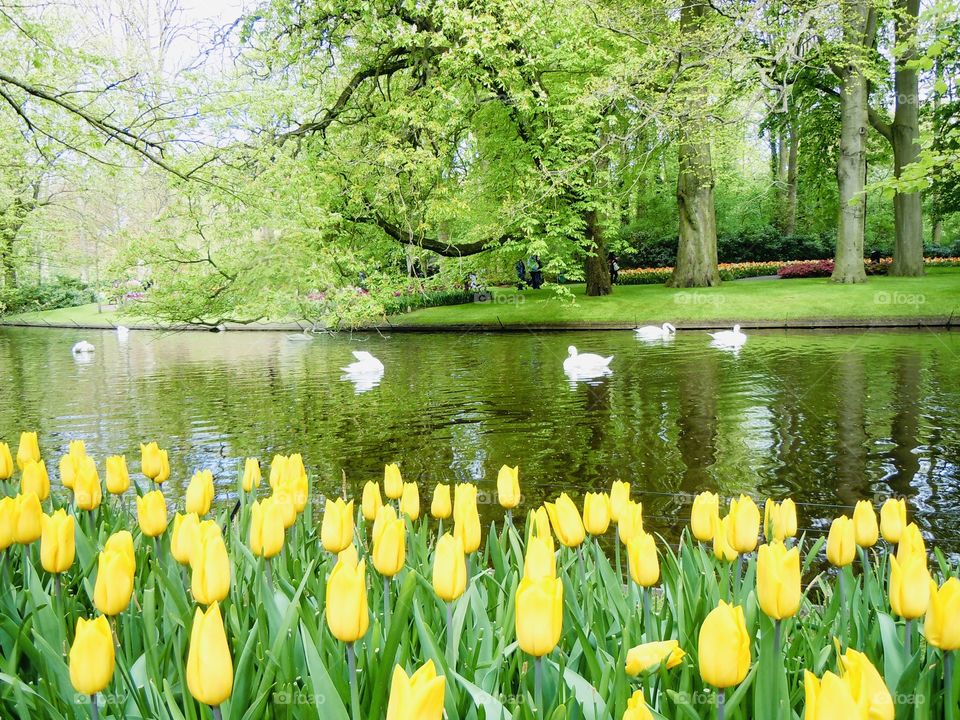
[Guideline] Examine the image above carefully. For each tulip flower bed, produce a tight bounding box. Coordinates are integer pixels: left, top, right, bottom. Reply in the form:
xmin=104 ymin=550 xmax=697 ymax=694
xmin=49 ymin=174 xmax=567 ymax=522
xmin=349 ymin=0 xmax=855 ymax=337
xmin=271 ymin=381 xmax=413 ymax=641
xmin=1 ymin=434 xmax=959 ymax=719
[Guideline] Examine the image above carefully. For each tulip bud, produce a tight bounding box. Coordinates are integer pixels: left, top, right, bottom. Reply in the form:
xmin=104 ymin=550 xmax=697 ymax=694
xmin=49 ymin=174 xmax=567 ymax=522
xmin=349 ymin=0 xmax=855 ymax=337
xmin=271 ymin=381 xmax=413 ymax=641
xmin=362 ymin=480 xmax=382 ymax=521
xmin=896 ymin=523 xmax=926 ymax=564
xmin=14 ymin=492 xmax=42 ymax=544
xmin=837 ymin=647 xmax=894 ymax=718
xmin=545 ymin=494 xmax=585 ymax=548
xmin=20 ymin=460 xmax=50 ymax=501
xmin=691 ymin=492 xmax=719 ymax=542
xmin=60 ymin=452 xmax=80 ymax=489
xmin=0 ymin=497 xmax=16 ymax=550
xmin=171 ymin=512 xmax=201 ymax=565
xmin=186 ymin=602 xmax=234 ymax=707
xmin=271 ymin=481 xmax=298 ymax=529
xmin=242 ymin=458 xmax=261 ymax=492
xmin=288 ymin=460 xmax=309 ymax=513
xmin=249 ymin=498 xmax=284 ymax=560
xmin=140 ymin=442 xmax=169 ymax=483
xmin=618 ymin=501 xmax=644 ymax=545
xmin=105 ymin=455 xmax=130 ymax=494
xmin=433 ymin=533 xmax=467 ymax=602
xmin=385 ymin=660 xmax=446 ymax=720
xmin=764 ymin=499 xmax=797 ymax=542
xmin=889 ymin=553 xmax=930 ymax=619
xmin=497 ymin=465 xmax=520 ymax=509
xmin=373 ymin=515 xmax=406 ymax=577
xmin=41 ymin=509 xmax=75 ymax=574
xmin=136 ymin=490 xmax=168 ymax=537
xmin=453 ymin=483 xmax=477 ymax=519
xmin=609 ymin=480 xmax=631 ymax=523
xmin=400 ymin=482 xmax=420 ymax=521
xmin=454 ymin=501 xmax=481 ymax=554
xmin=713 ymin=515 xmax=738 ymax=562
xmin=268 ymin=454 xmax=288 ymax=489
xmin=780 ymin=499 xmax=798 ymax=538
xmin=852 ymin=500 xmax=878 ymax=547
xmin=523 ymin=535 xmax=556 ymax=581
xmin=698 ymin=600 xmax=751 ymax=688
xmin=69 ymin=616 xmax=114 ymax=696
xmin=756 ymin=542 xmax=800 ymax=620
xmin=804 ymin=670 xmax=860 ymax=719
xmin=925 ymin=577 xmax=960 ymax=650
xmin=625 ymin=639 xmax=685 ymax=675
xmin=728 ymin=495 xmax=760 ymax=553
xmin=192 ymin=521 xmax=231 ymax=605
xmin=826 ymin=516 xmax=856 ymax=567
xmin=384 ymin=463 xmax=403 ymax=500
xmin=321 ymin=498 xmax=355 ymax=553
xmin=73 ymin=455 xmax=102 ymax=511
xmin=94 ymin=546 xmax=135 ymax=616
xmin=582 ymin=493 xmax=611 ymax=536
xmin=430 ymin=483 xmax=451 ymax=520
xmin=531 ymin=506 xmax=553 ymax=544
xmin=0 ymin=442 xmax=13 ymax=480
xmin=623 ymin=689 xmax=654 ymax=720
xmin=16 ymin=431 xmax=40 ymax=470
xmin=105 ymin=530 xmax=136 ymax=573
xmin=515 ymin=575 xmax=563 ymax=657
xmin=627 ymin=531 xmax=660 ymax=587
xmin=184 ymin=469 xmax=214 ymax=516
xmin=325 ymin=552 xmax=369 ymax=642
xmin=879 ymin=498 xmax=907 ymax=543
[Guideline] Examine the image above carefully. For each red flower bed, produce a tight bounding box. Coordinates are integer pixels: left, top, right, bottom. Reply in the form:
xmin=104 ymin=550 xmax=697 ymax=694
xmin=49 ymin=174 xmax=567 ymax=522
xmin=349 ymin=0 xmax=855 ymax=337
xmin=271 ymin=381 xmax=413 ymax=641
xmin=777 ymin=260 xmax=834 ymax=279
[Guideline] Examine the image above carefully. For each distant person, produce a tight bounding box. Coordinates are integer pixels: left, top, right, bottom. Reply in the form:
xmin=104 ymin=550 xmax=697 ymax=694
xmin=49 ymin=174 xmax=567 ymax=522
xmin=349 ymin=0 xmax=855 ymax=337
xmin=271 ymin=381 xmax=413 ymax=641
xmin=609 ymin=254 xmax=620 ymax=284
xmin=515 ymin=259 xmax=526 ymax=289
xmin=870 ymin=248 xmax=882 ymax=265
xmin=529 ymin=255 xmax=544 ymax=289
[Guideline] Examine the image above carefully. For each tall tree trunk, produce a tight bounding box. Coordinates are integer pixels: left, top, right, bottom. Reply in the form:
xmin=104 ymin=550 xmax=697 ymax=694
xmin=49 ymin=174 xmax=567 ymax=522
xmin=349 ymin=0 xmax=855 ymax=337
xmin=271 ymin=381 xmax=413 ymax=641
xmin=889 ymin=0 xmax=924 ymax=276
xmin=783 ymin=119 xmax=799 ymax=236
xmin=669 ymin=0 xmax=720 ymax=288
xmin=831 ymin=0 xmax=870 ymax=284
xmin=932 ymin=219 xmax=943 ymax=247
xmin=584 ymin=209 xmax=611 ymax=296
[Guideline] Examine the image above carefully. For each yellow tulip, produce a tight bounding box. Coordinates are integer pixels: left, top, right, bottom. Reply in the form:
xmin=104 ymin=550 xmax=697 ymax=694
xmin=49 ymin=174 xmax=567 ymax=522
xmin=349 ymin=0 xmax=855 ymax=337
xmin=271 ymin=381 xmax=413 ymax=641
xmin=430 ymin=483 xmax=451 ymax=520
xmin=523 ymin=535 xmax=556 ymax=581
xmin=16 ymin=431 xmax=40 ymax=470
xmin=242 ymin=457 xmax=261 ymax=492
xmin=20 ymin=460 xmax=49 ymax=501
xmin=185 ymin=470 xmax=215 ymax=516
xmin=400 ymin=482 xmax=420 ymax=520
xmin=140 ymin=441 xmax=169 ymax=483
xmin=325 ymin=552 xmax=369 ymax=642
xmin=433 ymin=533 xmax=467 ymax=602
xmin=268 ymin=454 xmax=288 ymax=489
xmin=14 ymin=492 xmax=42 ymax=544
xmin=60 ymin=451 xmax=81 ymax=489
xmin=896 ymin=523 xmax=926 ymax=564
xmin=0 ymin=497 xmax=16 ymax=550
xmin=531 ymin=506 xmax=553 ymax=545
xmin=618 ymin=501 xmax=644 ymax=545
xmin=104 ymin=530 xmax=136 ymax=573
xmin=373 ymin=515 xmax=406 ymax=577
xmin=804 ymin=670 xmax=861 ymax=719
xmin=582 ymin=492 xmax=611 ymax=536
xmin=288 ymin=458 xmax=309 ymax=512
xmin=838 ymin=647 xmax=894 ymax=720
xmin=453 ymin=483 xmax=477 ymax=519
xmin=73 ymin=455 xmax=102 ymax=511
xmin=879 ymin=498 xmax=907 ymax=543
xmin=623 ymin=689 xmax=654 ymax=720
xmin=186 ymin=602 xmax=234 ymax=707
xmin=454 ymin=501 xmax=481 ymax=554
xmin=272 ymin=481 xmax=298 ymax=529
xmin=384 ymin=463 xmax=403 ymax=500
xmin=852 ymin=500 xmax=878 ymax=547
xmin=171 ymin=512 xmax=201 ymax=565
xmin=69 ymin=616 xmax=114 ymax=696
xmin=728 ymin=495 xmax=760 ymax=553
xmin=627 ymin=532 xmax=660 ymax=587
xmin=385 ymin=660 xmax=446 ymax=720
xmin=0 ymin=442 xmax=13 ymax=480
xmin=756 ymin=542 xmax=800 ymax=620
xmin=925 ymin=577 xmax=960 ymax=650
xmin=764 ymin=499 xmax=797 ymax=542
xmin=497 ymin=465 xmax=520 ymax=509
xmin=94 ymin=547 xmax=135 ymax=616
xmin=362 ymin=480 xmax=382 ymax=521
xmin=250 ymin=498 xmax=285 ymax=559
xmin=780 ymin=499 xmax=798 ymax=537
xmin=610 ymin=480 xmax=631 ymax=523
xmin=105 ymin=455 xmax=130 ymax=494
xmin=321 ymin=498 xmax=355 ymax=553
xmin=826 ymin=516 xmax=856 ymax=567
xmin=713 ymin=515 xmax=738 ymax=562
xmin=192 ymin=521 xmax=231 ymax=605
xmin=40 ymin=509 xmax=75 ymax=574
xmin=373 ymin=504 xmax=398 ymax=541
xmin=691 ymin=492 xmax=719 ymax=542
xmin=545 ymin=493 xmax=585 ymax=548
xmin=698 ymin=600 xmax=751 ymax=689
xmin=889 ymin=553 xmax=930 ymax=619
xmin=625 ymin=639 xmax=686 ymax=674
xmin=136 ymin=490 xmax=168 ymax=537
xmin=515 ymin=575 xmax=563 ymax=657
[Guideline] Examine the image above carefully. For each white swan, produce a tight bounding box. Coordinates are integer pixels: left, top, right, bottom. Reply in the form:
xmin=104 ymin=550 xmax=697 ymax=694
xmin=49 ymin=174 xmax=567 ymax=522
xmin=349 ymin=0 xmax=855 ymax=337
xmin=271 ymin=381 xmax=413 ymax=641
xmin=116 ymin=325 xmax=130 ymax=340
xmin=342 ymin=351 xmax=384 ymax=374
xmin=71 ymin=340 xmax=95 ymax=354
xmin=708 ymin=324 xmax=747 ymax=348
xmin=563 ymin=346 xmax=613 ymax=373
xmin=634 ymin=322 xmax=676 ymax=341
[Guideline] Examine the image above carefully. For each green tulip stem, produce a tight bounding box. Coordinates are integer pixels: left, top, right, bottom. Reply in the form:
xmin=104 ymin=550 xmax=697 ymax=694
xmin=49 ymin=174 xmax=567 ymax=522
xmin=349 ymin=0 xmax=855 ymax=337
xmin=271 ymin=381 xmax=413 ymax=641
xmin=858 ymin=546 xmax=871 ymax=604
xmin=577 ymin=544 xmax=585 ymax=579
xmin=54 ymin=572 xmax=62 ymax=611
xmin=211 ymin=705 xmax=222 ymax=720
xmin=265 ymin=557 xmax=273 ymax=588
xmin=735 ymin=554 xmax=744 ymax=599
xmin=534 ymin=656 xmax=544 ymax=715
xmin=505 ymin=509 xmax=513 ymax=531
xmin=90 ymin=693 xmax=98 ymax=720
xmin=716 ymin=688 xmax=726 ymax=720
xmin=774 ymin=619 xmax=782 ymax=657
xmin=905 ymin=618 xmax=913 ymax=656
xmin=383 ymin=576 xmax=391 ymax=631
xmin=467 ymin=553 xmax=473 ymax=589
xmin=614 ymin=526 xmax=623 ymax=588
xmin=437 ymin=518 xmax=443 ymax=539
xmin=346 ymin=643 xmax=360 ymax=720
xmin=446 ymin=601 xmax=454 ymax=661
xmin=946 ymin=651 xmax=955 ymax=720
xmin=642 ymin=586 xmax=654 ymax=642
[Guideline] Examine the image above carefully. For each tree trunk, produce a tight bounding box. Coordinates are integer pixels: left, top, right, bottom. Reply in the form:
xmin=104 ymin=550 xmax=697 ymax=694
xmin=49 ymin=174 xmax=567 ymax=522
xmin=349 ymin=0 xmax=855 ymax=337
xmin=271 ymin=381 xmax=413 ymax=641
xmin=932 ymin=219 xmax=943 ymax=247
xmin=783 ymin=120 xmax=799 ymax=236
xmin=831 ymin=0 xmax=870 ymax=284
xmin=889 ymin=0 xmax=924 ymax=276
xmin=584 ymin=209 xmax=611 ymax=296
xmin=669 ymin=1 xmax=720 ymax=288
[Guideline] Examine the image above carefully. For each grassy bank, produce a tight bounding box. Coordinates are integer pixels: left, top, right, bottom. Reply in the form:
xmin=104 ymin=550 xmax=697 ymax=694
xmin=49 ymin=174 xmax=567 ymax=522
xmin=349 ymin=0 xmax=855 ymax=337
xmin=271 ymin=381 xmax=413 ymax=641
xmin=388 ymin=268 xmax=960 ymax=328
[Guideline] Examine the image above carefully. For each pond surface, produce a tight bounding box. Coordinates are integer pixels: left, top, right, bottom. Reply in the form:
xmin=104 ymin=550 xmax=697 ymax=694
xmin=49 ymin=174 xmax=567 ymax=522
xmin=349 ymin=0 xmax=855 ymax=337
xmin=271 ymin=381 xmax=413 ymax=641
xmin=1 ymin=326 xmax=959 ymax=552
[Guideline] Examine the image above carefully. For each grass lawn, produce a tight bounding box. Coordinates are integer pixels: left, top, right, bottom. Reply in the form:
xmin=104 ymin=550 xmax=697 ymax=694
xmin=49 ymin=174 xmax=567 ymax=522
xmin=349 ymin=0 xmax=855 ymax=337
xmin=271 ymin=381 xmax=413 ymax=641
xmin=390 ymin=267 xmax=960 ymax=327
xmin=1 ymin=303 xmax=129 ymax=327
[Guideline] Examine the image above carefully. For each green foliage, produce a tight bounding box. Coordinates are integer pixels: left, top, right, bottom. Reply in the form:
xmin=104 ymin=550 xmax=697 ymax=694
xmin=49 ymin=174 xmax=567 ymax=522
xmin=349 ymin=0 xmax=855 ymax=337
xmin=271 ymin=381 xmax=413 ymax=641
xmin=0 ymin=276 xmax=94 ymax=316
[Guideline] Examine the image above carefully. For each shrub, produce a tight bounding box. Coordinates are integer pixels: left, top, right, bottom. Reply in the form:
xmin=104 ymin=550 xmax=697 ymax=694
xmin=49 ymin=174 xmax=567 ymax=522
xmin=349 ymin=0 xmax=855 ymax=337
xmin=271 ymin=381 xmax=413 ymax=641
xmin=382 ymin=288 xmax=475 ymax=315
xmin=0 ymin=276 xmax=95 ymax=316
xmin=777 ymin=260 xmax=834 ymax=279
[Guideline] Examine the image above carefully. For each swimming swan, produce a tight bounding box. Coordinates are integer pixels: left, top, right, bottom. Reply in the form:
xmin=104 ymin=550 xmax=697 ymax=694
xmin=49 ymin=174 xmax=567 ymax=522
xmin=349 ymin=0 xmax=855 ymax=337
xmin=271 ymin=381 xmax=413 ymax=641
xmin=71 ymin=340 xmax=95 ymax=354
xmin=563 ymin=346 xmax=613 ymax=372
xmin=342 ymin=351 xmax=384 ymax=374
xmin=634 ymin=323 xmax=676 ymax=341
xmin=708 ymin=325 xmax=747 ymax=348
xmin=116 ymin=326 xmax=130 ymax=340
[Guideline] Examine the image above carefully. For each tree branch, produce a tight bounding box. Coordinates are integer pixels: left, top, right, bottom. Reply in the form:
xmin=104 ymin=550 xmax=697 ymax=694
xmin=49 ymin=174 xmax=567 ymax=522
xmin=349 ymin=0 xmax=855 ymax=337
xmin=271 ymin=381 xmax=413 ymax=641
xmin=354 ymin=213 xmax=517 ymax=256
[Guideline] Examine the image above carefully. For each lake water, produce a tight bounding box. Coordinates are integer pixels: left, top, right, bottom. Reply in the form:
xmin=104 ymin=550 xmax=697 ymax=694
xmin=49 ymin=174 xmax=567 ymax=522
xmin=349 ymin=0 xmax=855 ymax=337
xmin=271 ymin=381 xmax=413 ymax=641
xmin=1 ymin=326 xmax=958 ymax=553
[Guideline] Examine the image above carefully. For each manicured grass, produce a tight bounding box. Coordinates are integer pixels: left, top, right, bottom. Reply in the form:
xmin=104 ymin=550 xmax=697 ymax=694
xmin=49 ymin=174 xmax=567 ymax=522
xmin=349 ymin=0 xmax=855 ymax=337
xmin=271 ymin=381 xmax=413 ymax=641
xmin=390 ymin=268 xmax=960 ymax=327
xmin=1 ymin=303 xmax=129 ymax=327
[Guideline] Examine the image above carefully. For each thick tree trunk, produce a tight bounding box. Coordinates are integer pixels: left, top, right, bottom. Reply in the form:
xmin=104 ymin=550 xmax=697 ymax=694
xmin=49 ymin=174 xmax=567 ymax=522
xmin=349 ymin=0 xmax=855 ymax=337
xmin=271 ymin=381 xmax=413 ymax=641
xmin=889 ymin=0 xmax=924 ymax=276
xmin=584 ymin=209 xmax=611 ymax=296
xmin=932 ymin=219 xmax=943 ymax=247
xmin=783 ymin=121 xmax=799 ymax=236
xmin=831 ymin=0 xmax=870 ymax=284
xmin=669 ymin=0 xmax=720 ymax=288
